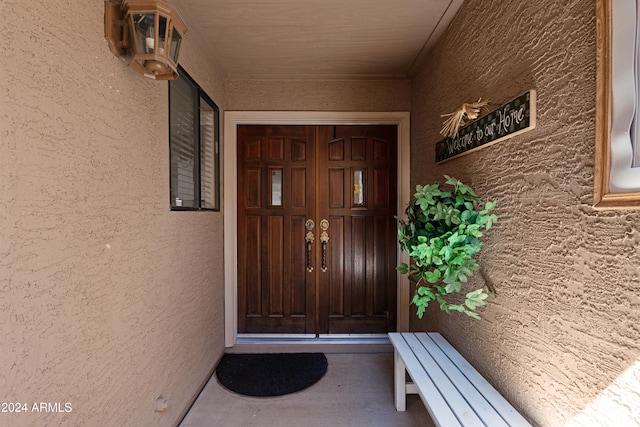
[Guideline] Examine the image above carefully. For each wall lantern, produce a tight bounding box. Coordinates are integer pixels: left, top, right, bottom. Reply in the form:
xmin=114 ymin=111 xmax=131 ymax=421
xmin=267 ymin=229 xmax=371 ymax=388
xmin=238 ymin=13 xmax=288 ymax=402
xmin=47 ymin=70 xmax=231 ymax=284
xmin=104 ymin=0 xmax=187 ymax=80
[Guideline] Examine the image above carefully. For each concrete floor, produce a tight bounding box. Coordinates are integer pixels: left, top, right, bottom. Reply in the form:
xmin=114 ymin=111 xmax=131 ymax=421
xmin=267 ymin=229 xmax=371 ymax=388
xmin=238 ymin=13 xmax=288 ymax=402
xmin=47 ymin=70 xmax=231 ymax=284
xmin=179 ymin=352 xmax=433 ymax=427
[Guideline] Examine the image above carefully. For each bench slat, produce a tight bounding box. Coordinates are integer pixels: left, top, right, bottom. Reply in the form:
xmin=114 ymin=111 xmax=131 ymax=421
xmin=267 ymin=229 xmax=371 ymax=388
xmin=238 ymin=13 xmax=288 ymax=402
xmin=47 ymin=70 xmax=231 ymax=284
xmin=404 ymin=333 xmax=487 ymax=427
xmin=390 ymin=332 xmax=532 ymax=427
xmin=428 ymin=333 xmax=532 ymax=427
xmin=414 ymin=333 xmax=510 ymax=427
xmin=389 ymin=333 xmax=463 ymax=427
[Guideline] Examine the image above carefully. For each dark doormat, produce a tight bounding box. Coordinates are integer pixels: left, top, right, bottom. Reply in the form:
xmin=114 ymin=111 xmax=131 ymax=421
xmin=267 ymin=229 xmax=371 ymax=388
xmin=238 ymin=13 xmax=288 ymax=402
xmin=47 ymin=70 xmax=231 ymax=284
xmin=215 ymin=353 xmax=328 ymax=397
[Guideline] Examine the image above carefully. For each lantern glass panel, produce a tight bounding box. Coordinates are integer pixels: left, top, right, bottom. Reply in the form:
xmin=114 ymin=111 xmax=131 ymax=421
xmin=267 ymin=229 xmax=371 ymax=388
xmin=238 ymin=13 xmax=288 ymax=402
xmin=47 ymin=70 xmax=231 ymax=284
xmin=170 ymin=27 xmax=182 ymax=62
xmin=133 ymin=13 xmax=155 ymax=54
xmin=157 ymin=15 xmax=168 ymax=56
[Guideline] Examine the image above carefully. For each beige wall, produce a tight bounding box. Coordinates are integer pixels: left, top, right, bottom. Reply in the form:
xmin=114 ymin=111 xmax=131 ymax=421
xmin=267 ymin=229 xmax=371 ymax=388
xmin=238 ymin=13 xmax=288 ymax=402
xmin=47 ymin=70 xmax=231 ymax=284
xmin=0 ymin=1 xmax=226 ymax=426
xmin=4 ymin=0 xmax=638 ymax=426
xmin=410 ymin=1 xmax=640 ymax=426
xmin=225 ymin=78 xmax=411 ymax=111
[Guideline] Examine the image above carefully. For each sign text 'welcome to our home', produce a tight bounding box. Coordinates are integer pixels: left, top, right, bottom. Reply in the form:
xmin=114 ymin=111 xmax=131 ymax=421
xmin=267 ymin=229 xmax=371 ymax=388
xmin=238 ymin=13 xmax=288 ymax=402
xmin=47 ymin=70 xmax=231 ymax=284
xmin=435 ymin=90 xmax=537 ymax=163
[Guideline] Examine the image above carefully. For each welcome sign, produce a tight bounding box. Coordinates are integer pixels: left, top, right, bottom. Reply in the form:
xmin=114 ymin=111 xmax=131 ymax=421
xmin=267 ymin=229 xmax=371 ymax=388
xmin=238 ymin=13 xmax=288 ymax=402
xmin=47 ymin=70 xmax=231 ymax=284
xmin=435 ymin=90 xmax=536 ymax=163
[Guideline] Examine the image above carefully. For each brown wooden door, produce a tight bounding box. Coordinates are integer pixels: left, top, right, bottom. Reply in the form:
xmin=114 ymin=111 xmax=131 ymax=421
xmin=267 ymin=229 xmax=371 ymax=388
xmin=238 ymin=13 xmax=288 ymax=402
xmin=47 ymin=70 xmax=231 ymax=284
xmin=237 ymin=125 xmax=397 ymax=335
xmin=237 ymin=125 xmax=317 ymax=334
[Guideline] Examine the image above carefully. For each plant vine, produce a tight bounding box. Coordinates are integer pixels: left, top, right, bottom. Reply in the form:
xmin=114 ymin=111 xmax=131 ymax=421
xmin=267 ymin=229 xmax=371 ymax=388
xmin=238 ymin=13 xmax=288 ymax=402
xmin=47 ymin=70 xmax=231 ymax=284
xmin=397 ymin=175 xmax=498 ymax=320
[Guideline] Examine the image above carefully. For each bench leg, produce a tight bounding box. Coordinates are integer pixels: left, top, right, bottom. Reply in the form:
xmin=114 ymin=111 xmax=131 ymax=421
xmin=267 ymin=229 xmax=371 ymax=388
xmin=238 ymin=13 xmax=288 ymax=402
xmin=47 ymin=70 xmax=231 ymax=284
xmin=394 ymin=348 xmax=406 ymax=411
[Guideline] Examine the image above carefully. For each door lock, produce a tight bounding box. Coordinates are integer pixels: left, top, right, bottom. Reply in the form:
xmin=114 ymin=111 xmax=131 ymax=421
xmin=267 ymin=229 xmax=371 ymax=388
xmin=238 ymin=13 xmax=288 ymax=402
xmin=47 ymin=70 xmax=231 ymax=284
xmin=320 ymin=219 xmax=329 ymax=272
xmin=305 ymin=219 xmax=315 ymax=272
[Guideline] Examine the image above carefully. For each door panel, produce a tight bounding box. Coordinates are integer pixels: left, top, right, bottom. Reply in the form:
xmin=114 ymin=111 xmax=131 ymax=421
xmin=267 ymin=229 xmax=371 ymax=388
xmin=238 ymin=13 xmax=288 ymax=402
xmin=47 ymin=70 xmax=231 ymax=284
xmin=237 ymin=125 xmax=316 ymax=334
xmin=316 ymin=125 xmax=397 ymax=334
xmin=237 ymin=124 xmax=396 ymax=335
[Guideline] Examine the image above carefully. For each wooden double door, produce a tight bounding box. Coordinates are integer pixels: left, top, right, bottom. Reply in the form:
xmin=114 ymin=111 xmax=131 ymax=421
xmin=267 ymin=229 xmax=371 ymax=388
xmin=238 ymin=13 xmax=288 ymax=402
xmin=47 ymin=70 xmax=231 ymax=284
xmin=237 ymin=125 xmax=397 ymax=335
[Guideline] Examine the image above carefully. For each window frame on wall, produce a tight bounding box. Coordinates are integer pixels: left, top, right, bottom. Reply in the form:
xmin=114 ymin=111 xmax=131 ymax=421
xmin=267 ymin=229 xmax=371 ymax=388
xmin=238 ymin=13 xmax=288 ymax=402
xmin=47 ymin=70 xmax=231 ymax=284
xmin=169 ymin=65 xmax=220 ymax=211
xmin=595 ymin=0 xmax=640 ymax=209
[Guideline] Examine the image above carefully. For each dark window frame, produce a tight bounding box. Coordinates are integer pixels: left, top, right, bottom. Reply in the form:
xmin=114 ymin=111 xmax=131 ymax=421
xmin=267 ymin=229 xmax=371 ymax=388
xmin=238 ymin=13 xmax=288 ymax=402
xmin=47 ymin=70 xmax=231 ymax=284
xmin=169 ymin=65 xmax=220 ymax=211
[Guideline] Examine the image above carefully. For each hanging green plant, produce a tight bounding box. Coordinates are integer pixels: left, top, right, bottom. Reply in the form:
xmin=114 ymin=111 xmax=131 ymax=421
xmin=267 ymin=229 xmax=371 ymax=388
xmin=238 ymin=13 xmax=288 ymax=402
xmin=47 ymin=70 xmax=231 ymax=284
xmin=397 ymin=175 xmax=498 ymax=320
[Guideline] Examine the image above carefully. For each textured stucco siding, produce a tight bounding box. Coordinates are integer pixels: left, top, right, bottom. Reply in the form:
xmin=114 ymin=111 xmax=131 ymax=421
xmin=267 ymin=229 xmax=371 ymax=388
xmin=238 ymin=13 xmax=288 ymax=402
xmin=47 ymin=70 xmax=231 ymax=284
xmin=225 ymin=78 xmax=411 ymax=111
xmin=410 ymin=1 xmax=640 ymax=426
xmin=0 ymin=1 xmax=226 ymax=426
xmin=2 ymin=0 xmax=638 ymax=426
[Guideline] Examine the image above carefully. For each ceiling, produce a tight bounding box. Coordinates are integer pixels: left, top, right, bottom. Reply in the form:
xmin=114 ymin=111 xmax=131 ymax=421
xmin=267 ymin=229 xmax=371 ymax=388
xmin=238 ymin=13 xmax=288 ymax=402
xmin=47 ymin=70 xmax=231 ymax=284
xmin=171 ymin=0 xmax=464 ymax=80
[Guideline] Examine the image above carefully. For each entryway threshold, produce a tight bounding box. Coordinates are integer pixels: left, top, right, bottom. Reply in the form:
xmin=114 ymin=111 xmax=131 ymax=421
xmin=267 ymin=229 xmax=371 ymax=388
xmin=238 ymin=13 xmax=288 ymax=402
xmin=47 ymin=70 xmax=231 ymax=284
xmin=228 ymin=334 xmax=392 ymax=354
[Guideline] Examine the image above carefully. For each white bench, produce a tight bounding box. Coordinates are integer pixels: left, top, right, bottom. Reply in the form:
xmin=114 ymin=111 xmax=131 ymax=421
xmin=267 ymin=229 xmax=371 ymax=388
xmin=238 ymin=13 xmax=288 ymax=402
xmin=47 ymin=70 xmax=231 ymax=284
xmin=389 ymin=332 xmax=532 ymax=427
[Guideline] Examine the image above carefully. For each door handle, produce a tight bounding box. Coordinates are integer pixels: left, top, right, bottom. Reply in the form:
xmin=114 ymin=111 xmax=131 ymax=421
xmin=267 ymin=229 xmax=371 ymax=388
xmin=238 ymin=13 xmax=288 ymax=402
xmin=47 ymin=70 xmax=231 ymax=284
xmin=305 ymin=219 xmax=315 ymax=272
xmin=320 ymin=219 xmax=329 ymax=272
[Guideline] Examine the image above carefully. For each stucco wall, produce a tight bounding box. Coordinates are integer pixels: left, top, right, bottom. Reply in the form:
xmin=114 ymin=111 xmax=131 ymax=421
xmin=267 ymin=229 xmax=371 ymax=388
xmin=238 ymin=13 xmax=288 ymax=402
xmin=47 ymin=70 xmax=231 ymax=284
xmin=410 ymin=1 xmax=640 ymax=426
xmin=0 ymin=1 xmax=226 ymax=426
xmin=225 ymin=78 xmax=411 ymax=111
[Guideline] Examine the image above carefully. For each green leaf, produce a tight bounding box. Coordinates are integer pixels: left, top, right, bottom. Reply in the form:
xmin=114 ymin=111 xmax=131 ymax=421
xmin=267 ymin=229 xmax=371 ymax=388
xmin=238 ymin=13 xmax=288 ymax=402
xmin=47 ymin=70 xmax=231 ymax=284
xmin=439 ymin=299 xmax=451 ymax=313
xmin=424 ymin=269 xmax=441 ymax=283
xmin=444 ymin=175 xmax=458 ymax=186
xmin=439 ymin=246 xmax=453 ymax=262
xmin=447 ymin=304 xmax=466 ymax=313
xmin=453 ymin=233 xmax=466 ymax=244
xmin=417 ymin=286 xmax=433 ymax=297
xmin=444 ymin=281 xmax=462 ymax=293
xmin=465 ymin=310 xmax=481 ymax=320
xmin=465 ymin=289 xmax=489 ymax=310
xmin=467 ymin=225 xmax=483 ymax=238
xmin=396 ymin=263 xmax=409 ymax=274
xmin=485 ymin=214 xmax=498 ymax=230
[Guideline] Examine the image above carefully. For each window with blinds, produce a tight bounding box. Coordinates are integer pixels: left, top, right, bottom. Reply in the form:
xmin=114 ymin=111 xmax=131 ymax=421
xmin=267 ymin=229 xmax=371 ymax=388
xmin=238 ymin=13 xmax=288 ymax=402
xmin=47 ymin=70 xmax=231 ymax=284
xmin=169 ymin=66 xmax=219 ymax=211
